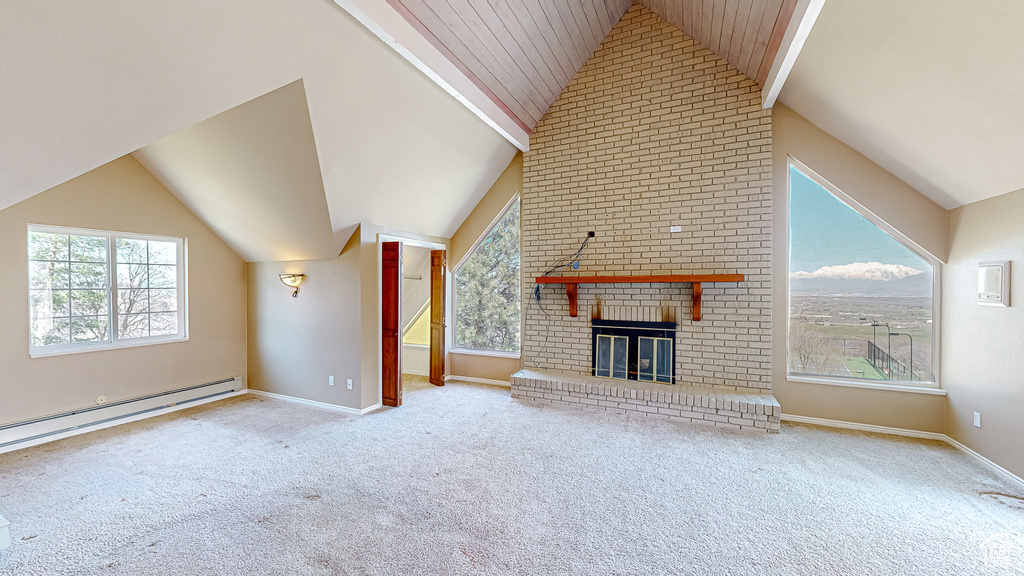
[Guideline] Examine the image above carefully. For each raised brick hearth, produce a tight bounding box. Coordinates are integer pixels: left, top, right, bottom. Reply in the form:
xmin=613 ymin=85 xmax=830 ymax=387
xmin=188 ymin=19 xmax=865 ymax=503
xmin=511 ymin=369 xmax=781 ymax=433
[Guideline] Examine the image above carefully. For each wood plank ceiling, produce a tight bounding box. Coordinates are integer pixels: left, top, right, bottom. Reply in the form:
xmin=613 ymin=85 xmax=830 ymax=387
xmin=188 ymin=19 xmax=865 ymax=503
xmin=391 ymin=0 xmax=794 ymax=132
xmin=391 ymin=0 xmax=632 ymax=131
xmin=638 ymin=0 xmax=796 ymax=86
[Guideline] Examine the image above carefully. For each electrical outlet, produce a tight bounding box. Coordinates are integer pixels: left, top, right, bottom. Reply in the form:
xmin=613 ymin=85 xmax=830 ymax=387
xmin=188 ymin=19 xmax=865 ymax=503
xmin=670 ymin=225 xmax=682 ymax=233
xmin=96 ymin=396 xmax=108 ymax=405
xmin=329 ymin=376 xmax=335 ymax=387
xmin=347 ymin=379 xmax=353 ymax=390
xmin=974 ymin=412 xmax=982 ymax=428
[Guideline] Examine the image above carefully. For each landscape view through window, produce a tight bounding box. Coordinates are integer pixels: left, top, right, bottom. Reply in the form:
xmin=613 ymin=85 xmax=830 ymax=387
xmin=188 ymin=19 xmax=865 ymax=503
xmin=788 ymin=164 xmax=935 ymax=384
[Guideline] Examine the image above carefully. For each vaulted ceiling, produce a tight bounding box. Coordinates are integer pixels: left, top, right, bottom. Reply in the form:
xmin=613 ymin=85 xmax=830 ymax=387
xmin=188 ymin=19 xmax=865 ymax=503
xmin=387 ymin=0 xmax=797 ymax=132
xmin=393 ymin=0 xmax=633 ymax=131
xmin=0 ymin=0 xmax=517 ymax=261
xmin=639 ymin=0 xmax=797 ymax=87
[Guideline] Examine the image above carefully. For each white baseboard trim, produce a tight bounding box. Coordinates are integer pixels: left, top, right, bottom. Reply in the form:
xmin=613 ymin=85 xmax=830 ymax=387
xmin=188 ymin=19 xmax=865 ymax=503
xmin=246 ymin=390 xmax=382 ymax=415
xmin=782 ymin=413 xmax=1024 ymax=489
xmin=402 ymin=369 xmax=429 ymax=376
xmin=781 ymin=413 xmax=947 ymax=440
xmin=0 ymin=379 xmax=246 ymax=455
xmin=942 ymin=435 xmax=1024 ymax=490
xmin=445 ymin=375 xmax=511 ymax=388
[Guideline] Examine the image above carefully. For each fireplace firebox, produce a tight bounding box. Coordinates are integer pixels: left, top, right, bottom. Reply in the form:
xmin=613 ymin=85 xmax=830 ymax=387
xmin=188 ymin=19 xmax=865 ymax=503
xmin=591 ymin=319 xmax=676 ymax=384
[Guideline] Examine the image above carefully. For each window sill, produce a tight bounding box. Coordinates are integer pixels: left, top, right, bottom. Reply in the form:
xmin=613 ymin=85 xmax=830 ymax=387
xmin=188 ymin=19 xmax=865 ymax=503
xmin=30 ymin=336 xmax=189 ymax=359
xmin=449 ymin=348 xmax=521 ymax=359
xmin=787 ymin=375 xmax=947 ymax=396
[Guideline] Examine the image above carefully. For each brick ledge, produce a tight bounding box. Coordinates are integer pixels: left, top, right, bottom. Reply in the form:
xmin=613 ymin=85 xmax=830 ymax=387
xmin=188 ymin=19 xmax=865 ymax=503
xmin=511 ymin=369 xmax=781 ymax=432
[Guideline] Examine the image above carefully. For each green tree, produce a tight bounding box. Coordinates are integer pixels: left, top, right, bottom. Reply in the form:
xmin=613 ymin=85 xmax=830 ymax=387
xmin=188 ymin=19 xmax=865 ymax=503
xmin=455 ymin=200 xmax=520 ymax=352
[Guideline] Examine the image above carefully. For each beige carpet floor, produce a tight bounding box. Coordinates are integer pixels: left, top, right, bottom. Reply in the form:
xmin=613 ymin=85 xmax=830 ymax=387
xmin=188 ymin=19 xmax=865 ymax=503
xmin=1 ymin=382 xmax=1022 ymax=575
xmin=402 ymin=373 xmax=436 ymax=395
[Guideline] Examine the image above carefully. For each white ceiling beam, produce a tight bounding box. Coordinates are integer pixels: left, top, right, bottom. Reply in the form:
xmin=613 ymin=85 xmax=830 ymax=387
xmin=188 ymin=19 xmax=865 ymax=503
xmin=761 ymin=0 xmax=826 ymax=108
xmin=334 ymin=0 xmax=530 ymax=151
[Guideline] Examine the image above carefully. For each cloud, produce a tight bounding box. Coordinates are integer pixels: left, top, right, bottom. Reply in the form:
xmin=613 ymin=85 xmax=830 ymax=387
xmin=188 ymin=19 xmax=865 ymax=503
xmin=790 ymin=262 xmax=924 ymax=281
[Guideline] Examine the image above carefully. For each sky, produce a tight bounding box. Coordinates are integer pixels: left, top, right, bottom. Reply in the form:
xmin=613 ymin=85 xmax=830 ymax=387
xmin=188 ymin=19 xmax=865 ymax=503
xmin=789 ymin=165 xmax=930 ymax=274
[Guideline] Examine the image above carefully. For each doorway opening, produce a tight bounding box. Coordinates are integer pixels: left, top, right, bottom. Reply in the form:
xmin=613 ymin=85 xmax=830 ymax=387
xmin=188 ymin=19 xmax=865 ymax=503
xmin=381 ymin=237 xmax=446 ymax=407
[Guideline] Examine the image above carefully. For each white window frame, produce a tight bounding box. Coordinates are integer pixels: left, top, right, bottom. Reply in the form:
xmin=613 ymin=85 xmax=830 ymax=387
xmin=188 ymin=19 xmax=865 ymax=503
xmin=451 ymin=193 xmax=522 ymax=355
xmin=28 ymin=224 xmax=188 ymax=358
xmin=785 ymin=157 xmax=942 ymax=390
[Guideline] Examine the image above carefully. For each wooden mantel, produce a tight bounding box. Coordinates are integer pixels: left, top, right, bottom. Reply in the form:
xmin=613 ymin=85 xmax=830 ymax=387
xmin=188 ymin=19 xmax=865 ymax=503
xmin=535 ymin=274 xmax=745 ymax=321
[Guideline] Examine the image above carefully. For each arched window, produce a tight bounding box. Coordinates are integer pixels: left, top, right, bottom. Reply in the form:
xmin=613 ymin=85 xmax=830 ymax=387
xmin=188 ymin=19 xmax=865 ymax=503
xmin=788 ymin=160 xmax=938 ymax=385
xmin=454 ymin=197 xmax=520 ymax=353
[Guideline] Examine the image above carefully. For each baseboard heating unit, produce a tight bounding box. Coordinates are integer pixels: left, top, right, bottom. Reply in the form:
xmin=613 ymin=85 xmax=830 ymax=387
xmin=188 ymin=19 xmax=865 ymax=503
xmin=0 ymin=377 xmax=245 ymax=454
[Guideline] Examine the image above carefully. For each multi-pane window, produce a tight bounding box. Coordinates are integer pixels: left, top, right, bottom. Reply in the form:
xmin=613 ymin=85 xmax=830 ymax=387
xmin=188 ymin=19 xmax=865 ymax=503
xmin=454 ymin=198 xmax=520 ymax=353
xmin=28 ymin=226 xmax=186 ymax=356
xmin=787 ymin=160 xmax=938 ymax=385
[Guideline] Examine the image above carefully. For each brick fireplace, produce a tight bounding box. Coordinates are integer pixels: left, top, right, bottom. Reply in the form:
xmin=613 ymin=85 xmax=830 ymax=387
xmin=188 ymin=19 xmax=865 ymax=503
xmin=514 ymin=5 xmax=777 ymax=431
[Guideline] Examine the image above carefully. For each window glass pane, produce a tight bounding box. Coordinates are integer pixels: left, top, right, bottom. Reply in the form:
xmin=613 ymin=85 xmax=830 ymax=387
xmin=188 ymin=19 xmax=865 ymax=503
xmin=116 ymin=238 xmax=148 ymax=263
xmin=149 ymin=289 xmax=176 ymax=312
xmin=656 ymin=339 xmax=672 ymax=383
xmin=150 ymin=313 xmax=178 ymax=336
xmin=32 ymin=318 xmax=70 ymax=347
xmin=118 ymin=288 xmax=149 ymax=315
xmin=119 ymin=313 xmax=150 ymax=339
xmin=31 ymin=289 xmax=70 ymax=319
xmin=71 ymin=289 xmax=108 ymax=317
xmin=788 ymin=164 xmax=935 ymax=383
xmin=148 ymin=265 xmax=176 ymax=288
xmin=70 ymin=263 xmax=107 ymax=289
xmin=71 ymin=316 xmax=108 ymax=342
xmin=30 ymin=261 xmax=69 ymax=289
xmin=596 ymin=336 xmax=611 ymax=377
xmin=612 ymin=336 xmax=628 ymax=380
xmin=638 ymin=337 xmax=654 ymax=381
xmin=148 ymin=241 xmax=177 ymax=265
xmin=454 ymin=199 xmax=520 ymax=352
xmin=30 ymin=232 xmax=69 ymax=261
xmin=70 ymin=235 xmax=107 ymax=263
xmin=118 ymin=262 xmax=148 ymax=289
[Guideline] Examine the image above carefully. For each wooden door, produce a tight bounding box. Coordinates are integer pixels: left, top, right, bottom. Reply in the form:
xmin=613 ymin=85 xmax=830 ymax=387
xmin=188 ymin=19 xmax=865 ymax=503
xmin=429 ymin=250 xmax=446 ymax=386
xmin=382 ymin=241 xmax=402 ymax=407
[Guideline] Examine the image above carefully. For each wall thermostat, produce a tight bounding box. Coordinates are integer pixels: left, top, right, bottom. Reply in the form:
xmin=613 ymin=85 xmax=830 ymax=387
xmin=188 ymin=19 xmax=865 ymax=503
xmin=978 ymin=261 xmax=1010 ymax=307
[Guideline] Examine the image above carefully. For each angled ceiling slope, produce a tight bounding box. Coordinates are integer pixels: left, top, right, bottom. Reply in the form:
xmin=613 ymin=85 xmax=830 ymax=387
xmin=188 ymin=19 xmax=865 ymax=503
xmin=640 ymin=0 xmax=799 ymax=88
xmin=781 ymin=0 xmax=1024 ymax=209
xmin=391 ymin=0 xmax=633 ymax=131
xmin=134 ymin=81 xmax=337 ymax=263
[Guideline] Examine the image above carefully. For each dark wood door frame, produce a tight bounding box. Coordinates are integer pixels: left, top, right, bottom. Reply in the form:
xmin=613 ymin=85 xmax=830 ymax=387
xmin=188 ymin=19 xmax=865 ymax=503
xmin=429 ymin=250 xmax=446 ymax=386
xmin=381 ymin=241 xmax=402 ymax=407
xmin=380 ymin=238 xmax=447 ymax=407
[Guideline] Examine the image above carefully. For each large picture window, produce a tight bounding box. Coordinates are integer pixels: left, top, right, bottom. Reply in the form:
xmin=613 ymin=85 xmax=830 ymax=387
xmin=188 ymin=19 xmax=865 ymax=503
xmin=788 ymin=160 xmax=938 ymax=386
xmin=454 ymin=197 xmax=520 ymax=353
xmin=28 ymin=225 xmax=186 ymax=357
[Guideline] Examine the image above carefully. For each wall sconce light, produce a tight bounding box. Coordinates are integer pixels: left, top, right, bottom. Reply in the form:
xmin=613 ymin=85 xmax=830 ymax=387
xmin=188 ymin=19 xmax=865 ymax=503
xmin=279 ymin=273 xmax=305 ymax=298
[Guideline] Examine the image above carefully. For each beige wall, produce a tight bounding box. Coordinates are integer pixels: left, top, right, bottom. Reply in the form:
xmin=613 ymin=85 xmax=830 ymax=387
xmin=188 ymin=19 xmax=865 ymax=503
xmin=246 ymin=234 xmax=362 ymax=407
xmin=0 ymin=156 xmax=246 ymax=425
xmin=773 ymin=104 xmax=949 ymax=262
xmin=449 ymin=352 xmax=520 ymax=383
xmin=943 ymin=188 xmax=1024 ymax=478
xmin=448 ymin=153 xmax=523 ymax=381
xmin=771 ymin=104 xmax=949 ymax=432
xmin=522 ymin=5 xmax=773 ymax=391
xmin=450 ymin=152 xmax=522 ymax=270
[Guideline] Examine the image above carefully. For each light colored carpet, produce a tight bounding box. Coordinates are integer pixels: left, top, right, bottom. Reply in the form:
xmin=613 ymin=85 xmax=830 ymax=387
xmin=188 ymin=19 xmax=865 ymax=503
xmin=402 ymin=373 xmax=436 ymax=395
xmin=1 ymin=382 xmax=1022 ymax=576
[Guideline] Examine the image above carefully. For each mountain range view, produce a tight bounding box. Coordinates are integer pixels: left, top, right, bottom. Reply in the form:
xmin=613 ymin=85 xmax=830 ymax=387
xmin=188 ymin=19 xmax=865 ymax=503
xmin=790 ymin=262 xmax=933 ymax=296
